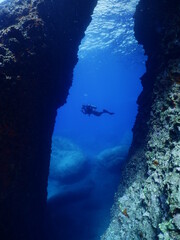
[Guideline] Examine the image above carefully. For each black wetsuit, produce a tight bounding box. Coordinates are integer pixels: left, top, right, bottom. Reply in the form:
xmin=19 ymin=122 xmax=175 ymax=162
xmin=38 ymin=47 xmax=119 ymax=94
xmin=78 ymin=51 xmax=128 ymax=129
xmin=81 ymin=105 xmax=114 ymax=116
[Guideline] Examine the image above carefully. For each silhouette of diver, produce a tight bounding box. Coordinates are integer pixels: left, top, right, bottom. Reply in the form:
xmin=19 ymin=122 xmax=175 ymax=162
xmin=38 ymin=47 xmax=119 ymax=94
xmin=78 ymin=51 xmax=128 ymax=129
xmin=81 ymin=104 xmax=114 ymax=116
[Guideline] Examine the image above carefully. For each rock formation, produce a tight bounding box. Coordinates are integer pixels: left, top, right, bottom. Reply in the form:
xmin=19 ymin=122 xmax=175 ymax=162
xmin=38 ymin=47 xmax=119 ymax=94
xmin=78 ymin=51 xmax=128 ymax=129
xmin=0 ymin=0 xmax=97 ymax=239
xmin=0 ymin=0 xmax=179 ymax=239
xmin=102 ymin=0 xmax=180 ymax=239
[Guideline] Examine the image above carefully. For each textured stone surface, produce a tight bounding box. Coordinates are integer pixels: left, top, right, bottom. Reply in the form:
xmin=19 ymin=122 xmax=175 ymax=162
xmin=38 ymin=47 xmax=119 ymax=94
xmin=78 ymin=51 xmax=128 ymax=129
xmin=0 ymin=0 xmax=97 ymax=239
xmin=102 ymin=1 xmax=180 ymax=240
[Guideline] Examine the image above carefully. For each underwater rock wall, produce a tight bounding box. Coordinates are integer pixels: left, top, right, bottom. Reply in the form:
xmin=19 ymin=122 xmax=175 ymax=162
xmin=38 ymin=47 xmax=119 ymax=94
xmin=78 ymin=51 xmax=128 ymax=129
xmin=102 ymin=1 xmax=180 ymax=240
xmin=0 ymin=0 xmax=97 ymax=239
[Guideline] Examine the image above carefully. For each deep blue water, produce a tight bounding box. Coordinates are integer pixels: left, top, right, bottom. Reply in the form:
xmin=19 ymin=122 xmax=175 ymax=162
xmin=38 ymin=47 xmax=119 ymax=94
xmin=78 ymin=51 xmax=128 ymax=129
xmin=48 ymin=0 xmax=146 ymax=239
xmin=54 ymin=50 xmax=144 ymax=154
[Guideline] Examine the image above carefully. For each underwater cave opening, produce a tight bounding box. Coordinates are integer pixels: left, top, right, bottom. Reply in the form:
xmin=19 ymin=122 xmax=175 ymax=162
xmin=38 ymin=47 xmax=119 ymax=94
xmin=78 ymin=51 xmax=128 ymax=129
xmin=47 ymin=0 xmax=146 ymax=240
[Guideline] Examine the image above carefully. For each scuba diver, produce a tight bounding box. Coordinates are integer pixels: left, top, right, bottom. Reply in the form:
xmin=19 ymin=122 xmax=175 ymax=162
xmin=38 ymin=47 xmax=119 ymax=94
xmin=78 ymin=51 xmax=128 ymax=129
xmin=81 ymin=104 xmax=114 ymax=116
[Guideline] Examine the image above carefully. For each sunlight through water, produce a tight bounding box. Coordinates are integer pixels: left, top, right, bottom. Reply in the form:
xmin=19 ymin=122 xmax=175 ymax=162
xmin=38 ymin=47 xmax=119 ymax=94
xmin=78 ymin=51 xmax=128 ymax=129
xmin=79 ymin=0 xmax=142 ymax=59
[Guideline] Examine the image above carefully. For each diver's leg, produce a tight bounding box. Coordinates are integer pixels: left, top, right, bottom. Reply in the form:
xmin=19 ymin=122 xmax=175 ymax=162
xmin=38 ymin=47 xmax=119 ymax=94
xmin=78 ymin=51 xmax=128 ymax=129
xmin=103 ymin=109 xmax=114 ymax=115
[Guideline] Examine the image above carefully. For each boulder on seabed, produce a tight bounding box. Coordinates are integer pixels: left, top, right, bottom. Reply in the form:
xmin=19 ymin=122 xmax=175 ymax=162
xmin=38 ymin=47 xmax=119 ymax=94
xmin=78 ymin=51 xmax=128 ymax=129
xmin=49 ymin=137 xmax=89 ymax=184
xmin=96 ymin=145 xmax=129 ymax=173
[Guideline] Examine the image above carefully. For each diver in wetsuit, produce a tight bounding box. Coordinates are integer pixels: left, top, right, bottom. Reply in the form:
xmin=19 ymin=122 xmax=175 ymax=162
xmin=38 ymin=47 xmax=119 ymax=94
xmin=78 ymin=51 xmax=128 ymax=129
xmin=81 ymin=104 xmax=114 ymax=116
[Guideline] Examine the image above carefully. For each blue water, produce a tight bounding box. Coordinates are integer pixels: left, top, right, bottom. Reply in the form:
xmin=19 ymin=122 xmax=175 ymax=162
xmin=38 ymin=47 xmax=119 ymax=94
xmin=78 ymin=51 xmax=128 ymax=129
xmin=48 ymin=0 xmax=146 ymax=239
xmin=54 ymin=50 xmax=144 ymax=154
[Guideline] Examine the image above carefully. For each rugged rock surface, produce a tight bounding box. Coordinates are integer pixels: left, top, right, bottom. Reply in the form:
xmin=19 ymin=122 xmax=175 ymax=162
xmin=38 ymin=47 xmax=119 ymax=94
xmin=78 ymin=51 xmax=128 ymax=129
xmin=102 ymin=1 xmax=180 ymax=240
xmin=0 ymin=0 xmax=97 ymax=239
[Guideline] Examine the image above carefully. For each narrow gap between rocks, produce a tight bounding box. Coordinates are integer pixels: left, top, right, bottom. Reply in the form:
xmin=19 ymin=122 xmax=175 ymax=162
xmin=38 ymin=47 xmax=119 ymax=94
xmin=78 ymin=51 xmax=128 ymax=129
xmin=47 ymin=1 xmax=146 ymax=240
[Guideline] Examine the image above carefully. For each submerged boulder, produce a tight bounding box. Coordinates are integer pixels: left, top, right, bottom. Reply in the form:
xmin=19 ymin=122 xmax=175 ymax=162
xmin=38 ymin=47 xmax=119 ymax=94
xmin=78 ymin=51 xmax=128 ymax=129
xmin=48 ymin=142 xmax=128 ymax=240
xmin=97 ymin=145 xmax=128 ymax=172
xmin=49 ymin=137 xmax=89 ymax=184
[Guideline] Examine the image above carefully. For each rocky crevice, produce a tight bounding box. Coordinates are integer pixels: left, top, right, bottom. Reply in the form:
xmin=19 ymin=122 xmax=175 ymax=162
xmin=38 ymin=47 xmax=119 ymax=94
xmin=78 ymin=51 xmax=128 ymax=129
xmin=102 ymin=1 xmax=180 ymax=239
xmin=0 ymin=0 xmax=179 ymax=239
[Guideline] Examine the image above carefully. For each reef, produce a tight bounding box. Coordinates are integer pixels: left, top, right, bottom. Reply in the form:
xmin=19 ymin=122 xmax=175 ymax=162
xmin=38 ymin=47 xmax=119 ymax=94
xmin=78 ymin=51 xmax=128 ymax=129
xmin=102 ymin=1 xmax=180 ymax=240
xmin=0 ymin=0 xmax=97 ymax=239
